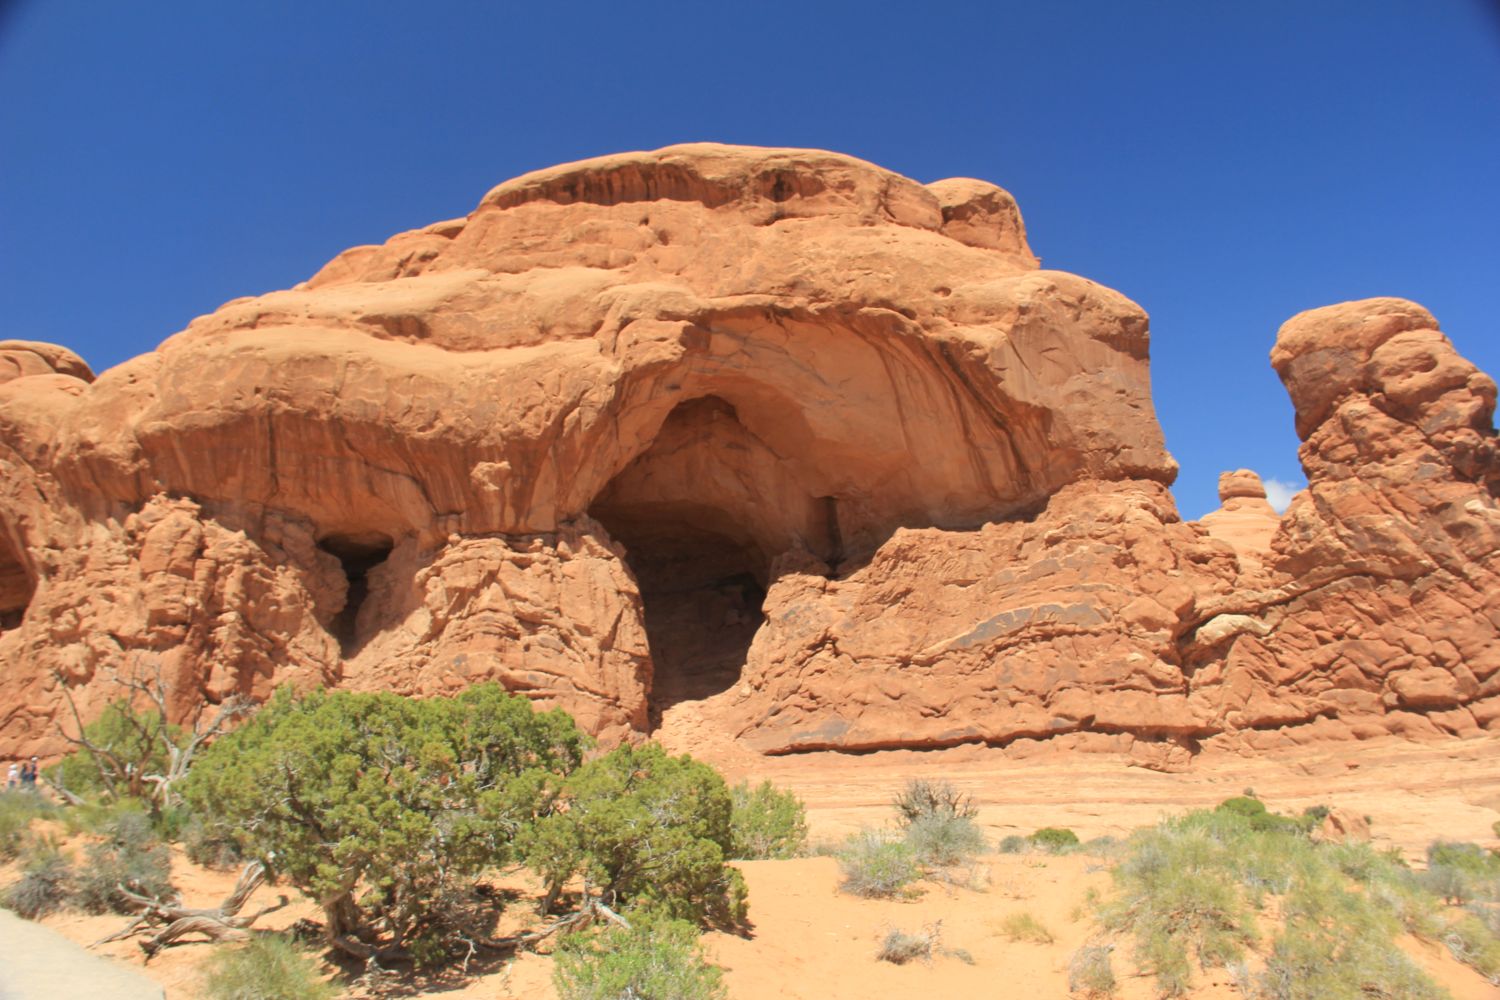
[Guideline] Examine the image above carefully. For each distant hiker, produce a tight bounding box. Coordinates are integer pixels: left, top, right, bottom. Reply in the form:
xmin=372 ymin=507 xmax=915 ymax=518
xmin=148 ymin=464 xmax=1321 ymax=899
xmin=20 ymin=757 xmax=38 ymax=789
xmin=5 ymin=762 xmax=16 ymax=788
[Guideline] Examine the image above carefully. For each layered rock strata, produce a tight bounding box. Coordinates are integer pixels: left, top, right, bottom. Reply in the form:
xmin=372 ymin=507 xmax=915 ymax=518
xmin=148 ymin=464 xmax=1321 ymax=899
xmin=0 ymin=146 xmax=1495 ymax=760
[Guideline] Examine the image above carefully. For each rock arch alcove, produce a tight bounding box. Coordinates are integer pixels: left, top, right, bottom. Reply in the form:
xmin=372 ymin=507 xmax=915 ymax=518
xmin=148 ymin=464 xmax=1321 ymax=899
xmin=316 ymin=532 xmax=396 ymax=656
xmin=589 ymin=395 xmax=833 ymax=722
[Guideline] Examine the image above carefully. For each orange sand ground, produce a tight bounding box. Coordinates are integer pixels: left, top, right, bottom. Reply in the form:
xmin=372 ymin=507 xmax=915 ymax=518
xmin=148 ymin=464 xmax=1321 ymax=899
xmin=8 ymin=734 xmax=1499 ymax=999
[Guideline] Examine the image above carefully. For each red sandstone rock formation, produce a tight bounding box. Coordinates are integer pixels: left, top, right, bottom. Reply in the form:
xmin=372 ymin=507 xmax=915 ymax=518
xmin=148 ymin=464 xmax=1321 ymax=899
xmin=1183 ymin=299 xmax=1500 ymax=747
xmin=0 ymin=147 xmax=1495 ymax=761
xmin=1197 ymin=470 xmax=1282 ymax=570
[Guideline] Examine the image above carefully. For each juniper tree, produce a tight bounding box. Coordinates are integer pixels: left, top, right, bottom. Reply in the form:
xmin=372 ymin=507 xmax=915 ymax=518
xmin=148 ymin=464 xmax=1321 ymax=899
xmin=182 ymin=683 xmax=586 ymax=964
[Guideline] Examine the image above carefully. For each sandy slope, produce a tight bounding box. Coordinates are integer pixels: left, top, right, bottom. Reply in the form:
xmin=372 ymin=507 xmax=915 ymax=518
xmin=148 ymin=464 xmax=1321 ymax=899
xmin=690 ymin=734 xmax=1500 ymax=858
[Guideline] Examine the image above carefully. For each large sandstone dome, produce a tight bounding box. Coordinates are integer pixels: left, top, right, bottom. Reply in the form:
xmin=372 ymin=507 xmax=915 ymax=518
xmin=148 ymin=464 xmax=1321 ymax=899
xmin=1 ymin=145 xmax=1496 ymax=762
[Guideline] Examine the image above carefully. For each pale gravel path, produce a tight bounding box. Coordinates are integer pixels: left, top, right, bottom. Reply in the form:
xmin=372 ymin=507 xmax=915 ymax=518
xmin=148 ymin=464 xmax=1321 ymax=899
xmin=0 ymin=908 xmax=163 ymax=1000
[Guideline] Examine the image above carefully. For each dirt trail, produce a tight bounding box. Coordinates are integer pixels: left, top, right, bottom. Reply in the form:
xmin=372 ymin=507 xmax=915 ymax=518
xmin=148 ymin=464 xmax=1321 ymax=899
xmin=0 ymin=906 xmax=164 ymax=999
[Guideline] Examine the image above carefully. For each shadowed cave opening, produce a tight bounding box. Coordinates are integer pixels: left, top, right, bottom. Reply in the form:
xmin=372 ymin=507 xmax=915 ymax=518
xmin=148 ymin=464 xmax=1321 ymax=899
xmin=589 ymin=396 xmax=792 ymax=724
xmin=318 ymin=532 xmax=394 ymax=655
xmin=593 ymin=506 xmax=768 ymax=724
xmin=0 ymin=531 xmax=33 ymax=631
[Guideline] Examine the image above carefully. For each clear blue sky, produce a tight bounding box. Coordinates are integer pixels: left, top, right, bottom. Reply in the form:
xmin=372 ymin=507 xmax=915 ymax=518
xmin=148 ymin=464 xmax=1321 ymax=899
xmin=3 ymin=1 xmax=1497 ymax=518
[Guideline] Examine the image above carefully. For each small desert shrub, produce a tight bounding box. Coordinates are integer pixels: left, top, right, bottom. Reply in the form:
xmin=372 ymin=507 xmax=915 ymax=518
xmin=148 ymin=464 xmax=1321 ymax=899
xmin=997 ymin=911 xmax=1053 ymax=943
xmin=1068 ymin=944 xmax=1116 ymax=997
xmin=1216 ymin=795 xmax=1267 ymax=819
xmin=553 ymin=912 xmax=726 ymax=1000
xmin=1301 ymin=804 xmax=1331 ymax=823
xmin=728 ymin=780 xmax=808 ymax=860
xmin=996 ymin=834 xmax=1030 ymax=854
xmin=905 ymin=812 xmax=987 ymax=868
xmin=1099 ymin=806 xmax=1453 ymax=999
xmin=808 ymin=838 xmax=842 ymax=858
xmin=181 ymin=812 xmax=246 ymax=870
xmin=1099 ymin=819 xmax=1258 ymax=996
xmin=62 ymin=795 xmax=153 ymax=836
xmin=1214 ymin=795 xmax=1306 ymax=835
xmin=1260 ymin=907 xmax=1446 ymax=1000
xmin=1321 ymin=837 xmax=1387 ymax=881
xmin=1030 ymin=827 xmax=1081 ymax=854
xmin=1080 ymin=835 xmax=1123 ymax=858
xmin=199 ymin=934 xmax=334 ymax=1000
xmin=1423 ymin=840 xmax=1500 ymax=906
xmin=837 ymin=831 xmax=920 ymax=899
xmin=4 ymin=839 xmax=72 ymax=919
xmin=1471 ymin=899 xmax=1500 ymax=936
xmin=1423 ymin=864 xmax=1480 ymax=906
xmin=1428 ymin=840 xmax=1498 ymax=872
xmin=1445 ymin=915 xmax=1500 ymax=985
xmin=892 ymin=778 xmax=976 ymax=826
xmin=1366 ymin=865 xmax=1445 ymax=938
xmin=0 ymin=790 xmax=53 ymax=860
xmin=1317 ymin=840 xmax=1448 ymax=940
xmin=876 ymin=925 xmax=936 ymax=965
xmin=75 ymin=810 xmax=173 ymax=914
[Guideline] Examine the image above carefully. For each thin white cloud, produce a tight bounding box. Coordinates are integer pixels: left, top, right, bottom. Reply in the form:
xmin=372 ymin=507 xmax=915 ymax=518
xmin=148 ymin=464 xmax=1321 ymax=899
xmin=1262 ymin=477 xmax=1303 ymax=514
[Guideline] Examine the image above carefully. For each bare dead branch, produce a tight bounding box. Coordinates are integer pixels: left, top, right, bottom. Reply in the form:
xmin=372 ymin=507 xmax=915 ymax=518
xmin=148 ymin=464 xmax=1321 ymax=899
xmin=140 ymin=916 xmax=250 ymax=957
xmin=95 ymin=861 xmax=287 ymax=958
xmin=49 ymin=663 xmax=255 ymax=812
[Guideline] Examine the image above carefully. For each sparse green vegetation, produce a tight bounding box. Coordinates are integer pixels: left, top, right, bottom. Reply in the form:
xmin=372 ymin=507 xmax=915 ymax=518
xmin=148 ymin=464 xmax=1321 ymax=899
xmin=198 ymin=934 xmax=335 ymax=1000
xmin=1214 ymin=794 xmax=1267 ymax=818
xmin=997 ymin=827 xmax=1087 ymax=854
xmin=1099 ymin=815 xmax=1257 ymax=995
xmin=837 ymin=778 xmax=988 ymax=897
xmin=553 ymin=911 xmax=726 ymax=1000
xmin=3 ymin=838 xmax=72 ymax=919
xmin=0 ymin=789 xmax=53 ymax=860
xmin=728 ymin=779 xmax=808 ymax=860
xmin=1080 ymin=835 xmax=1123 ymax=858
xmin=997 ymin=910 xmax=1054 ymax=943
xmin=905 ymin=811 xmax=988 ymax=869
xmin=1095 ymin=801 xmax=1459 ymax=998
xmin=1212 ymin=795 xmax=1310 ymax=835
xmin=837 ymin=830 xmax=921 ymax=899
xmin=50 ymin=697 xmax=184 ymax=804
xmin=7 ymin=684 xmax=1495 ymax=1000
xmin=74 ymin=808 xmax=173 ymax=914
xmin=50 ymin=674 xmax=253 ymax=825
xmin=1260 ymin=860 xmax=1446 ymax=1000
